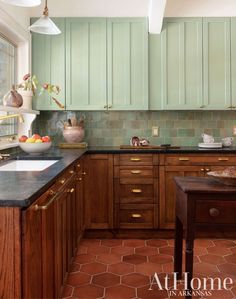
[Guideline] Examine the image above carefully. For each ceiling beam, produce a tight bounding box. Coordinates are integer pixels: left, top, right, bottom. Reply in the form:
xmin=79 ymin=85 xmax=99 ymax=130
xmin=149 ymin=0 xmax=166 ymax=34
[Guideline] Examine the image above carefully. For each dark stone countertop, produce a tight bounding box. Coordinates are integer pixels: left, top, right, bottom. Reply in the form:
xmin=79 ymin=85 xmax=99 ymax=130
xmin=0 ymin=147 xmax=86 ymax=208
xmin=86 ymin=146 xmax=236 ymax=154
xmin=1 ymin=145 xmax=236 ymax=208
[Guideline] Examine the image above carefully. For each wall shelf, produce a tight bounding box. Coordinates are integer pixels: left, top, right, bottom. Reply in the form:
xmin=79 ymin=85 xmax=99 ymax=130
xmin=0 ymin=105 xmax=40 ymax=115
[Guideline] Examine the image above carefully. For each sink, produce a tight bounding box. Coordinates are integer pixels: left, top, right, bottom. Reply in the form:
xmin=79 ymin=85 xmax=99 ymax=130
xmin=16 ymin=156 xmax=62 ymax=161
xmin=0 ymin=160 xmax=59 ymax=171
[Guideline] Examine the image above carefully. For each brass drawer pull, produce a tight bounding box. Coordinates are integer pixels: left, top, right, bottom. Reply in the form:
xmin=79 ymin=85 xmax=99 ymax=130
xmin=218 ymin=158 xmax=229 ymax=161
xmin=69 ymin=170 xmax=74 ymax=174
xmin=209 ymin=208 xmax=220 ymax=217
xmin=82 ymin=171 xmax=86 ymax=175
xmin=59 ymin=179 xmax=66 ymax=184
xmin=200 ymin=168 xmax=205 ymax=172
xmin=130 ymin=157 xmax=141 ymax=162
xmin=179 ymin=157 xmax=189 ymax=161
xmin=131 ymin=213 xmax=142 ymax=218
xmin=205 ymin=168 xmax=211 ymax=172
xmin=33 ymin=190 xmax=58 ymax=211
xmin=77 ymin=177 xmax=82 ymax=181
xmin=67 ymin=188 xmax=75 ymax=193
xmin=131 ymin=170 xmax=141 ymax=174
xmin=77 ymin=164 xmax=81 ymax=168
xmin=131 ymin=189 xmax=142 ymax=193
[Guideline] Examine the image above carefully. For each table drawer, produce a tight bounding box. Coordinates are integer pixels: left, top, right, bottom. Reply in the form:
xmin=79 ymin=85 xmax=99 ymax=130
xmin=119 ymin=154 xmax=154 ymax=166
xmin=119 ymin=204 xmax=154 ymax=229
xmin=196 ymin=200 xmax=236 ymax=224
xmin=119 ymin=184 xmax=154 ymax=204
xmin=165 ymin=155 xmax=236 ymax=166
xmin=119 ymin=166 xmax=154 ymax=178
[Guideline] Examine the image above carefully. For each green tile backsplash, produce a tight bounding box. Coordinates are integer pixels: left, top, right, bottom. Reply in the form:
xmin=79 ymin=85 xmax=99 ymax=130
xmin=34 ymin=111 xmax=236 ymax=146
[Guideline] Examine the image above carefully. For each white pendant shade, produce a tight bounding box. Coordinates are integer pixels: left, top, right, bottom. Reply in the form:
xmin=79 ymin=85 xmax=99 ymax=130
xmin=1 ymin=0 xmax=41 ymax=7
xmin=29 ymin=15 xmax=61 ymax=35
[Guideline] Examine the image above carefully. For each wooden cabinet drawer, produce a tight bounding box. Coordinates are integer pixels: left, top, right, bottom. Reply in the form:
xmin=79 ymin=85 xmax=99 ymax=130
xmin=55 ymin=166 xmax=76 ymax=189
xmin=196 ymin=200 xmax=236 ymax=224
xmin=119 ymin=204 xmax=155 ymax=229
xmin=165 ymin=155 xmax=236 ymax=166
xmin=119 ymin=166 xmax=155 ymax=178
xmin=119 ymin=184 xmax=154 ymax=204
xmin=119 ymin=154 xmax=154 ymax=166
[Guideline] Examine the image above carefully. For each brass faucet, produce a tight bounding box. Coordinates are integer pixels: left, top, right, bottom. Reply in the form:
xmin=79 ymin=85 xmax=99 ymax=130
xmin=0 ymin=114 xmax=24 ymax=123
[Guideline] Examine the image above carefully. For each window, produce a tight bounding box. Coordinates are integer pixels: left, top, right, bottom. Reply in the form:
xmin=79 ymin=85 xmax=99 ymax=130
xmin=0 ymin=34 xmax=17 ymax=137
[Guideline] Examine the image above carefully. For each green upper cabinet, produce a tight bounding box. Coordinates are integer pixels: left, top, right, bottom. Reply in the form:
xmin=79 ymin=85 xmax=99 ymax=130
xmin=65 ymin=18 xmax=107 ymax=110
xmin=107 ymin=18 xmax=148 ymax=110
xmin=203 ymin=18 xmax=231 ymax=109
xmin=150 ymin=18 xmax=203 ymax=110
xmin=32 ymin=18 xmax=66 ymax=110
xmin=231 ymin=18 xmax=236 ymax=108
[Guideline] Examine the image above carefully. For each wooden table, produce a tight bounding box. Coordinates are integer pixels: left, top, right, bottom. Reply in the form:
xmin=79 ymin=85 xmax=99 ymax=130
xmin=173 ymin=176 xmax=236 ymax=298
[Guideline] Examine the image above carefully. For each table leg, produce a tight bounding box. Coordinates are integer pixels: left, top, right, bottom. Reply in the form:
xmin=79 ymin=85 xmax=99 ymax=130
xmin=174 ymin=216 xmax=183 ymax=280
xmin=185 ymin=227 xmax=195 ymax=299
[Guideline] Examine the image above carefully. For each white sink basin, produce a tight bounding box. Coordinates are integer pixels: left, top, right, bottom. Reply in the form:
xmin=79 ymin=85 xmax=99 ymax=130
xmin=0 ymin=160 xmax=59 ymax=171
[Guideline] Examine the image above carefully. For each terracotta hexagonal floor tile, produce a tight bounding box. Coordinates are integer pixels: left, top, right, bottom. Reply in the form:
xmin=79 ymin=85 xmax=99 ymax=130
xmin=105 ymin=284 xmax=136 ymax=299
xmin=159 ymin=246 xmax=174 ymax=256
xmin=69 ymin=262 xmax=81 ymax=273
xmin=207 ymin=246 xmax=231 ymax=256
xmin=149 ymin=254 xmax=173 ymax=264
xmin=92 ymin=272 xmax=120 ymax=287
xmin=108 ymin=262 xmax=134 ymax=275
xmin=80 ymin=239 xmax=101 ymax=247
xmin=76 ymin=245 xmax=88 ymax=255
xmin=66 ymin=272 xmax=91 ymax=286
xmin=213 ymin=239 xmax=236 ymax=248
xmin=136 ymin=262 xmax=162 ymax=276
xmin=101 ymin=239 xmax=123 ymax=247
xmin=73 ymin=284 xmax=104 ymax=299
xmin=162 ymin=262 xmax=174 ymax=273
xmin=199 ymin=254 xmax=225 ymax=265
xmin=146 ymin=239 xmax=168 ymax=248
xmin=122 ymin=273 xmax=150 ymax=287
xmin=194 ymin=239 xmax=214 ymax=248
xmin=209 ymin=289 xmax=235 ymax=299
xmin=137 ymin=285 xmax=168 ymax=299
xmin=123 ymin=239 xmax=146 ymax=248
xmin=97 ymin=253 xmax=122 ymax=265
xmin=74 ymin=253 xmax=96 ymax=264
xmin=61 ymin=285 xmax=73 ymax=298
xmin=123 ymin=254 xmax=147 ymax=265
xmin=193 ymin=246 xmax=208 ymax=256
xmin=194 ymin=262 xmax=219 ymax=275
xmin=80 ymin=262 xmax=107 ymax=275
xmin=230 ymin=247 xmax=236 ymax=254
xmin=135 ymin=246 xmax=158 ymax=256
xmin=111 ymin=246 xmax=134 ymax=256
xmin=225 ymin=254 xmax=236 ymax=264
xmin=87 ymin=245 xmax=110 ymax=255
xmin=218 ymin=263 xmax=236 ymax=276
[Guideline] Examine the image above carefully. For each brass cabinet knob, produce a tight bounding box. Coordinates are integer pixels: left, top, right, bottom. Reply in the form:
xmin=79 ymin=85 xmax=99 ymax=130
xmin=67 ymin=188 xmax=75 ymax=193
xmin=69 ymin=170 xmax=74 ymax=174
xmin=77 ymin=164 xmax=81 ymax=168
xmin=209 ymin=208 xmax=220 ymax=217
xmin=205 ymin=168 xmax=211 ymax=172
xmin=131 ymin=213 xmax=142 ymax=218
xmin=82 ymin=172 xmax=86 ymax=175
xmin=200 ymin=168 xmax=205 ymax=172
xmin=131 ymin=189 xmax=142 ymax=193
xmin=59 ymin=179 xmax=66 ymax=184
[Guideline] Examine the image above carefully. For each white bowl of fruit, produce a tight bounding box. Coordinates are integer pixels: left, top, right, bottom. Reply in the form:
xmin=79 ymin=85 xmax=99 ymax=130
xmin=18 ymin=134 xmax=52 ymax=154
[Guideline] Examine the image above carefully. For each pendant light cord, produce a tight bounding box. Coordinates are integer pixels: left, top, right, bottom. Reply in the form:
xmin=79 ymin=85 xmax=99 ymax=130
xmin=43 ymin=0 xmax=48 ymax=16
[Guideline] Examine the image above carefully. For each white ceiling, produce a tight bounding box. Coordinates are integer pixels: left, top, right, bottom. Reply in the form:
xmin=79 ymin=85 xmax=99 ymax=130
xmin=29 ymin=0 xmax=236 ymax=17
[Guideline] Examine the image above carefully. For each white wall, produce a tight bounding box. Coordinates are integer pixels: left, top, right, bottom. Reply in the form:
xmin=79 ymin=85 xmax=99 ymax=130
xmin=30 ymin=0 xmax=236 ymax=17
xmin=0 ymin=2 xmax=29 ymax=29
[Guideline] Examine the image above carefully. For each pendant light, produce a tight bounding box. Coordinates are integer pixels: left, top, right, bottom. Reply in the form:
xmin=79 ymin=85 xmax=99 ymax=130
xmin=28 ymin=0 xmax=61 ymax=35
xmin=1 ymin=0 xmax=41 ymax=6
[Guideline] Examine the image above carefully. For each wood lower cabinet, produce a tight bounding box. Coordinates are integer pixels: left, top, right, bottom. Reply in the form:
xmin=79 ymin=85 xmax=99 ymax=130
xmin=84 ymin=154 xmax=114 ymax=229
xmin=159 ymin=154 xmax=236 ymax=229
xmin=114 ymin=154 xmax=159 ymax=229
xmin=22 ymin=161 xmax=84 ymax=299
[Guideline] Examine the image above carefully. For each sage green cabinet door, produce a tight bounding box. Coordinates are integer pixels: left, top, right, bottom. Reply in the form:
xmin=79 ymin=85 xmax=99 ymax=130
xmin=203 ymin=18 xmax=231 ymax=109
xmin=66 ymin=18 xmax=107 ymax=110
xmin=160 ymin=18 xmax=203 ymax=110
xmin=231 ymin=18 xmax=236 ymax=108
xmin=32 ymin=18 xmax=66 ymax=110
xmin=107 ymin=18 xmax=148 ymax=110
